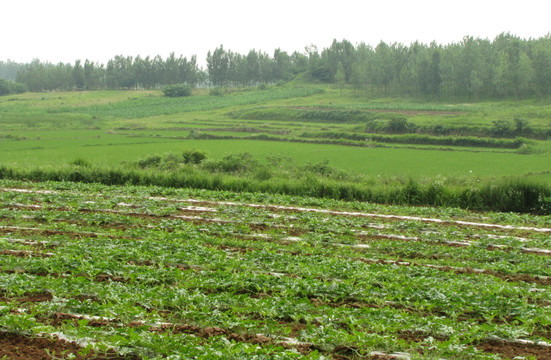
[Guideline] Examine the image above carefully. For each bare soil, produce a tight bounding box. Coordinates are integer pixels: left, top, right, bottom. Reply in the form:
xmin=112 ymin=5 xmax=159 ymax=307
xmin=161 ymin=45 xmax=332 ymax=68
xmin=0 ymin=332 xmax=137 ymax=360
xmin=477 ymin=339 xmax=551 ymax=359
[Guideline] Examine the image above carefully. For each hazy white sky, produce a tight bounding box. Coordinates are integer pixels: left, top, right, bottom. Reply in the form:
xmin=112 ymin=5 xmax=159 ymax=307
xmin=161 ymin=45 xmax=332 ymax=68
xmin=2 ymin=0 xmax=550 ymax=68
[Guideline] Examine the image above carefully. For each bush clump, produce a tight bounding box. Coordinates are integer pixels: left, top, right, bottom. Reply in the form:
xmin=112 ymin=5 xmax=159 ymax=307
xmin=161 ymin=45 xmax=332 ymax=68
xmin=0 ymin=79 xmax=27 ymax=96
xmin=162 ymin=84 xmax=192 ymax=97
xmin=202 ymin=153 xmax=258 ymax=174
xmin=182 ymin=149 xmax=207 ymax=164
xmin=209 ymin=87 xmax=224 ymax=96
xmin=137 ymin=150 xmax=207 ymax=170
xmin=70 ymin=158 xmax=91 ymax=167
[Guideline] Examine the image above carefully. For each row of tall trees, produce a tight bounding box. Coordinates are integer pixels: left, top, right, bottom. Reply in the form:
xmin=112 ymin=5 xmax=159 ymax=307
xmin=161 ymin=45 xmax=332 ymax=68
xmin=3 ymin=33 xmax=551 ymax=100
xmin=206 ymin=46 xmax=306 ymax=86
xmin=9 ymin=48 xmax=306 ymax=92
xmin=13 ymin=54 xmax=202 ymax=92
xmin=309 ymin=33 xmax=551 ymax=101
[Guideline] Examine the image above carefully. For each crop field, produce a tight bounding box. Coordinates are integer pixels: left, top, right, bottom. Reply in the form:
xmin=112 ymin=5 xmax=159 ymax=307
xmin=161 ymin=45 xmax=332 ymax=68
xmin=1 ymin=87 xmax=550 ymax=180
xmin=1 ymin=85 xmax=551 ymax=358
xmin=0 ymin=180 xmax=550 ymax=359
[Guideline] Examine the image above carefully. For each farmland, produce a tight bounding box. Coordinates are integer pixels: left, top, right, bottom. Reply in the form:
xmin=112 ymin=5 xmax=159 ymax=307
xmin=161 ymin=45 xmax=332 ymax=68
xmin=1 ymin=87 xmax=551 ymax=173
xmin=1 ymin=86 xmax=551 ymax=213
xmin=0 ymin=180 xmax=550 ymax=359
xmin=0 ymin=85 xmax=551 ymax=358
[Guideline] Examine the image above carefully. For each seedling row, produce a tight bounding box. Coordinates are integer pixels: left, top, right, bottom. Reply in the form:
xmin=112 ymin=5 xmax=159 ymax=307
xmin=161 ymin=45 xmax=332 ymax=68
xmin=0 ymin=180 xmax=550 ymax=359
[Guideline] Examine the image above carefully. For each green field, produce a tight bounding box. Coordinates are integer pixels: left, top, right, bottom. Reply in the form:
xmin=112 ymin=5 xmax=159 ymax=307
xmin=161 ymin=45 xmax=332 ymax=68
xmin=2 ymin=137 xmax=549 ymax=180
xmin=1 ymin=86 xmax=551 ymax=213
xmin=1 ymin=87 xmax=550 ymax=174
xmin=1 ymin=86 xmax=551 ymax=359
xmin=0 ymin=180 xmax=550 ymax=359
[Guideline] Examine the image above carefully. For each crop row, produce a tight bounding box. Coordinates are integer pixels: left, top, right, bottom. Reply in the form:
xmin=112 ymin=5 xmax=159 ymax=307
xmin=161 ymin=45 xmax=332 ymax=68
xmin=0 ymin=180 xmax=550 ymax=359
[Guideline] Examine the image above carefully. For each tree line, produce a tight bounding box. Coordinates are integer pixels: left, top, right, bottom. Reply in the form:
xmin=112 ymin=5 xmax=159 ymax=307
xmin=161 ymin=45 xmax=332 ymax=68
xmin=1 ymin=32 xmax=550 ymax=100
xmin=10 ymin=54 xmax=203 ymax=92
xmin=308 ymin=33 xmax=551 ymax=101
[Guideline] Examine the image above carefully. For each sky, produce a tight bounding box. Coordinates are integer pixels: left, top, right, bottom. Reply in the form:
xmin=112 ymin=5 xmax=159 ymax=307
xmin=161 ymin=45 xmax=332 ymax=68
xmin=2 ymin=0 xmax=550 ymax=68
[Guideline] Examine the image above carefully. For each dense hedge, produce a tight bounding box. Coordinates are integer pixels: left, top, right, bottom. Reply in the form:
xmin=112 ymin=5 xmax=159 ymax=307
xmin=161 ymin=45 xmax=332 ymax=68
xmin=300 ymin=131 xmax=525 ymax=149
xmin=1 ymin=165 xmax=549 ymax=214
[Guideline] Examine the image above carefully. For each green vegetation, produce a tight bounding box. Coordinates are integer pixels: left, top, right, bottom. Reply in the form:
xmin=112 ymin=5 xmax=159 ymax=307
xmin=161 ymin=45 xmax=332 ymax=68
xmin=0 ymin=85 xmax=550 ymax=214
xmin=162 ymin=83 xmax=192 ymax=97
xmin=0 ymin=180 xmax=549 ymax=359
xmin=0 ymin=79 xmax=26 ymax=96
xmin=2 ymin=33 xmax=551 ymax=360
xmin=1 ymin=155 xmax=549 ymax=214
xmin=4 ymin=33 xmax=551 ymax=103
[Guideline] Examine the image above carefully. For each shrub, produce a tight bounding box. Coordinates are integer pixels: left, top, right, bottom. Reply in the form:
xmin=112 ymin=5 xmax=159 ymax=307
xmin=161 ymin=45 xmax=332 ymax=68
xmin=182 ymin=150 xmax=207 ymax=164
xmin=202 ymin=153 xmax=258 ymax=174
xmin=162 ymin=84 xmax=192 ymax=97
xmin=513 ymin=117 xmax=532 ymax=135
xmin=137 ymin=155 xmax=162 ymax=169
xmin=254 ymin=167 xmax=273 ymax=181
xmin=70 ymin=158 xmax=91 ymax=167
xmin=386 ymin=117 xmax=412 ymax=133
xmin=490 ymin=119 xmax=513 ymax=136
xmin=0 ymin=79 xmax=27 ymax=96
xmin=209 ymin=87 xmax=224 ymax=96
xmin=302 ymin=160 xmax=335 ymax=177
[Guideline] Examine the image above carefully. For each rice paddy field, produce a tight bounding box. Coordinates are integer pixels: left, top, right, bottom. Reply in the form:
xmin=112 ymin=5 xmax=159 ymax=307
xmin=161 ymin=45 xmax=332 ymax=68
xmin=0 ymin=87 xmax=550 ymax=182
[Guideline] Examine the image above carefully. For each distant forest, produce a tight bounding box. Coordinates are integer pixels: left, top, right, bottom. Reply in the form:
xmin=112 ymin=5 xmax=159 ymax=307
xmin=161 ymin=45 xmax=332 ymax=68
xmin=1 ymin=32 xmax=551 ymax=100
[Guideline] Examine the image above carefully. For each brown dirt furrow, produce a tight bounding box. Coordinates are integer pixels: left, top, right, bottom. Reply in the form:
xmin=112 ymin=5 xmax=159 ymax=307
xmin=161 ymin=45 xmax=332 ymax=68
xmin=523 ymin=247 xmax=551 ymax=256
xmin=0 ymin=332 xmax=137 ymax=360
xmin=45 ymin=312 xmax=314 ymax=355
xmin=332 ymin=345 xmax=413 ymax=360
xmin=93 ymin=274 xmax=129 ymax=283
xmin=308 ymin=296 xmax=548 ymax=330
xmin=202 ymin=238 xmax=551 ymax=287
xmin=449 ymin=266 xmax=551 ymax=286
xmin=127 ymin=259 xmax=202 ymax=273
xmin=0 ymin=225 xmax=136 ymax=240
xmin=52 ymin=312 xmax=115 ymax=328
xmin=476 ymin=339 xmax=551 ymax=359
xmin=0 ymin=225 xmax=98 ymax=238
xmin=0 ymin=187 xmax=57 ymax=195
xmin=75 ymin=206 xmax=551 ymax=259
xmin=359 ymin=233 xmax=551 ymax=257
xmin=0 ymin=268 xmax=130 ymax=284
xmin=4 ymin=204 xmax=71 ymax=213
xmin=5 ymin=204 xmax=43 ymax=210
xmin=79 ymin=208 xmax=230 ymax=224
xmin=397 ymin=330 xmax=449 ymax=343
xmin=2 ymin=237 xmax=59 ymax=251
xmin=0 ymin=291 xmax=53 ymax=303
